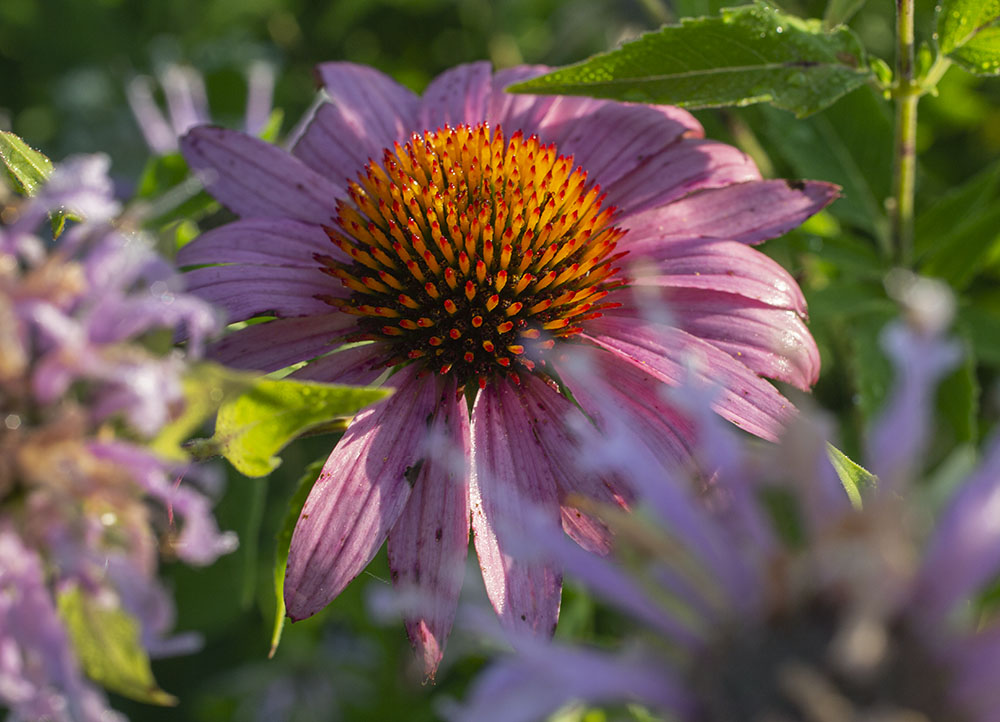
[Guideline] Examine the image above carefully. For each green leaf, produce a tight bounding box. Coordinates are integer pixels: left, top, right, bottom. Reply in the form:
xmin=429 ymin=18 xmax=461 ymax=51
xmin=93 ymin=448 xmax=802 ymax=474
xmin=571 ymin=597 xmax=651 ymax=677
xmin=915 ymin=159 xmax=1000 ymax=256
xmin=936 ymin=330 xmax=980 ymax=444
xmin=213 ymin=376 xmax=391 ymax=477
xmin=938 ymin=0 xmax=1000 ymax=75
xmin=0 ymin=130 xmax=53 ymax=196
xmin=848 ymin=310 xmax=894 ymax=423
xmin=149 ymin=362 xmax=257 ymax=462
xmin=826 ymin=443 xmax=876 ymax=507
xmin=753 ymin=87 xmax=892 ymax=242
xmin=270 ymin=458 xmax=325 ymax=657
xmin=57 ymin=585 xmax=176 ymax=706
xmin=508 ymin=2 xmax=872 ymax=117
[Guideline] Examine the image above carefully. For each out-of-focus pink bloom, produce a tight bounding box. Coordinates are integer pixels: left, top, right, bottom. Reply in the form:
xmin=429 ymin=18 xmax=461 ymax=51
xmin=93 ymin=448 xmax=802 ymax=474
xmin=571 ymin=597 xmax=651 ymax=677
xmin=0 ymin=154 xmax=234 ymax=719
xmin=128 ymin=61 xmax=275 ymax=155
xmin=453 ymin=282 xmax=1000 ymax=722
xmin=178 ymin=61 xmax=836 ymax=676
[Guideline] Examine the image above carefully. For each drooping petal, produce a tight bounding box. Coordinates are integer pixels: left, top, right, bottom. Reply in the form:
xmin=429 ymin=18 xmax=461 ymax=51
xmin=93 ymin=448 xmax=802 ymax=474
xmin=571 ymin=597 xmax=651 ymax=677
xmin=607 ymin=138 xmax=760 ymax=217
xmin=181 ymin=126 xmax=343 ymax=224
xmin=621 ymin=180 xmax=839 ymax=247
xmin=183 ymin=264 xmax=339 ymax=321
xmin=295 ymin=63 xmax=421 ymax=183
xmin=418 ymin=61 xmax=493 ymax=129
xmin=386 ymin=379 xmax=471 ymax=678
xmin=513 ymin=373 xmax=629 ymax=555
xmin=205 ymin=314 xmax=358 ymax=372
xmin=177 ymin=218 xmax=345 ymax=268
xmin=581 ymin=314 xmax=794 ymax=441
xmin=284 ymin=367 xmax=440 ymax=620
xmin=469 ymin=379 xmax=562 ymax=637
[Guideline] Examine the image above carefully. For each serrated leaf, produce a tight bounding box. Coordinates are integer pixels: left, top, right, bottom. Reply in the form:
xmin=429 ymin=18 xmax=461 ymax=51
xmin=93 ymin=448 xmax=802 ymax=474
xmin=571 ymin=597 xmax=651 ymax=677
xmin=938 ymin=0 xmax=1000 ymax=75
xmin=826 ymin=443 xmax=876 ymax=507
xmin=149 ymin=362 xmax=257 ymax=462
xmin=0 ymin=130 xmax=53 ymax=196
xmin=57 ymin=585 xmax=176 ymax=706
xmin=213 ymin=377 xmax=391 ymax=477
xmin=270 ymin=457 xmax=325 ymax=657
xmin=508 ymin=2 xmax=872 ymax=117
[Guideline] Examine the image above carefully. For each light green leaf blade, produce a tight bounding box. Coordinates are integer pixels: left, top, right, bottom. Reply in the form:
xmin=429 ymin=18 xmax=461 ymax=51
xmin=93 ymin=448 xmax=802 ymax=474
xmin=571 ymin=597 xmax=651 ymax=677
xmin=508 ymin=2 xmax=872 ymax=117
xmin=948 ymin=26 xmax=1000 ymax=75
xmin=826 ymin=443 xmax=877 ymax=507
xmin=0 ymin=130 xmax=53 ymax=196
xmin=57 ymin=585 xmax=177 ymax=706
xmin=938 ymin=0 xmax=1000 ymax=51
xmin=213 ymin=377 xmax=391 ymax=477
xmin=270 ymin=458 xmax=325 ymax=657
xmin=149 ymin=362 xmax=257 ymax=462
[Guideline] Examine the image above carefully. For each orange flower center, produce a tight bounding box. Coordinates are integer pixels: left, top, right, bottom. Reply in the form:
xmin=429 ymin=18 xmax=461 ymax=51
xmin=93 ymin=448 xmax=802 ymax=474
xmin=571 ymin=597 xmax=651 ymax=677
xmin=318 ymin=122 xmax=626 ymax=389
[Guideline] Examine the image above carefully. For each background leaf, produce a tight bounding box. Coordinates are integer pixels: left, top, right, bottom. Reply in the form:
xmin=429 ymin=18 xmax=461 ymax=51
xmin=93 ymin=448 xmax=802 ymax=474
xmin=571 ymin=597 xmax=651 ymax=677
xmin=826 ymin=443 xmax=877 ymax=506
xmin=0 ymin=130 xmax=53 ymax=196
xmin=58 ymin=586 xmax=177 ymax=706
xmin=213 ymin=376 xmax=391 ymax=477
xmin=938 ymin=0 xmax=1000 ymax=75
xmin=509 ymin=2 xmax=872 ymax=117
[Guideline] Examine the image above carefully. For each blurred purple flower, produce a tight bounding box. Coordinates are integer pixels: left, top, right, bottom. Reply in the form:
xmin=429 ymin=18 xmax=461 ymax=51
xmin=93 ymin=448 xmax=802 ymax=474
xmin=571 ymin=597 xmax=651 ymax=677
xmin=128 ymin=61 xmax=275 ymax=155
xmin=177 ymin=61 xmax=836 ymax=676
xmin=1 ymin=155 xmax=233 ymax=720
xmin=454 ymin=281 xmax=1000 ymax=722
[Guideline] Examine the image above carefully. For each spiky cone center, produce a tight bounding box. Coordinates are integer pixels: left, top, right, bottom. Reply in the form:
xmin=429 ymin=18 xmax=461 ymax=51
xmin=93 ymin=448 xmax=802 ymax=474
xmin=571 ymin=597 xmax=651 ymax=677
xmin=317 ymin=122 xmax=627 ymax=390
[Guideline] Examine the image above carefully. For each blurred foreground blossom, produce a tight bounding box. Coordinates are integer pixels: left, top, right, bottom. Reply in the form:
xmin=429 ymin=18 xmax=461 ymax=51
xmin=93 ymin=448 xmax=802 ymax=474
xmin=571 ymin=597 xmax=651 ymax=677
xmin=0 ymin=155 xmax=233 ymax=721
xmin=177 ymin=60 xmax=836 ymax=675
xmin=454 ymin=287 xmax=1000 ymax=722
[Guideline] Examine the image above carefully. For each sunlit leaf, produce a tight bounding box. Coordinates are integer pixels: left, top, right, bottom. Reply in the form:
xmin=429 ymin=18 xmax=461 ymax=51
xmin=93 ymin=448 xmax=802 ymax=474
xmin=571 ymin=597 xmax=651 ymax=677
xmin=57 ymin=585 xmax=177 ymax=706
xmin=826 ymin=443 xmax=876 ymax=507
xmin=938 ymin=0 xmax=1000 ymax=75
xmin=270 ymin=458 xmax=325 ymax=657
xmin=508 ymin=2 xmax=872 ymax=117
xmin=0 ymin=130 xmax=53 ymax=196
xmin=149 ymin=362 xmax=257 ymax=462
xmin=213 ymin=377 xmax=391 ymax=477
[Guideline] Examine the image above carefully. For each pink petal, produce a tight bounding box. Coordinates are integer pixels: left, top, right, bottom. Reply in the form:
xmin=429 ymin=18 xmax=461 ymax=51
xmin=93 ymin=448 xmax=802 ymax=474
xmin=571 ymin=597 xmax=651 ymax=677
xmin=386 ymin=379 xmax=471 ymax=678
xmin=580 ymin=315 xmax=794 ymax=441
xmin=651 ymin=288 xmax=820 ymax=390
xmin=183 ymin=264 xmax=341 ymax=321
xmin=284 ymin=368 xmax=442 ymax=620
xmin=177 ymin=218 xmax=344 ymax=268
xmin=295 ymin=63 xmax=420 ymax=184
xmin=470 ymin=379 xmax=562 ymax=637
xmin=627 ymin=238 xmax=808 ymax=314
xmin=607 ymin=138 xmax=760 ymax=217
xmin=289 ymin=342 xmax=388 ymax=386
xmin=535 ymin=102 xmax=702 ymax=190
xmin=514 ymin=374 xmax=629 ymax=555
xmin=181 ymin=126 xmax=344 ymax=224
xmin=418 ymin=62 xmax=493 ymax=129
xmin=486 ymin=66 xmax=560 ymax=133
xmin=621 ymin=180 xmax=839 ymax=247
xmin=206 ymin=313 xmax=358 ymax=372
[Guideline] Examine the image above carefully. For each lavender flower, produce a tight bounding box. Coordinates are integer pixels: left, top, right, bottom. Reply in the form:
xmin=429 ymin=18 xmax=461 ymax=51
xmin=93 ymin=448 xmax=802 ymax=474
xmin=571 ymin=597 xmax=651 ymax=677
xmin=176 ymin=61 xmax=837 ymax=675
xmin=1 ymin=154 xmax=233 ymax=721
xmin=455 ymin=278 xmax=999 ymax=722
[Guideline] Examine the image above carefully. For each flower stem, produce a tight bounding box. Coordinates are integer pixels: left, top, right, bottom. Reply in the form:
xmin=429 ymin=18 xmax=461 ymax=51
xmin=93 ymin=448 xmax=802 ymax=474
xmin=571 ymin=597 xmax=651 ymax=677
xmin=891 ymin=0 xmax=918 ymax=266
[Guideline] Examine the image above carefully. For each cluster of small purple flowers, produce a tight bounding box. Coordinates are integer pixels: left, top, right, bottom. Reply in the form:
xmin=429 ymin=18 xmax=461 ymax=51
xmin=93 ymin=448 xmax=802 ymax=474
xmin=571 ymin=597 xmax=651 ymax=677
xmin=0 ymin=156 xmax=234 ymax=721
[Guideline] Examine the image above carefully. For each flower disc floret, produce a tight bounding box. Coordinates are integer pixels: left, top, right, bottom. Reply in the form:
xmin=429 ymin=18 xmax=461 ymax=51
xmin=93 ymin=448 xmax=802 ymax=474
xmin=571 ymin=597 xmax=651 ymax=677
xmin=319 ymin=123 xmax=626 ymax=388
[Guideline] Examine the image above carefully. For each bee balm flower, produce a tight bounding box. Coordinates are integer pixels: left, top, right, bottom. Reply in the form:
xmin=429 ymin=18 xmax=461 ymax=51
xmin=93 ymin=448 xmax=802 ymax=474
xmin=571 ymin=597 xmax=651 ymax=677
xmin=178 ymin=61 xmax=836 ymax=676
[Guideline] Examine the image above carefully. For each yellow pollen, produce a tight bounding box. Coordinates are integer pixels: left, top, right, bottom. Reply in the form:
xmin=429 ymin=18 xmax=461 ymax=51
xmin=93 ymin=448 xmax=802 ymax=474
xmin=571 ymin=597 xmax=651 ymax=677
xmin=319 ymin=122 xmax=627 ymax=388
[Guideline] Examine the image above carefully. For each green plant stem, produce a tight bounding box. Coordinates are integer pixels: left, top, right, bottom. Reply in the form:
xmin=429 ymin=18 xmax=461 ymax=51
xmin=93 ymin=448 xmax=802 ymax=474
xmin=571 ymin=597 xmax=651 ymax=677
xmin=892 ymin=0 xmax=918 ymax=266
